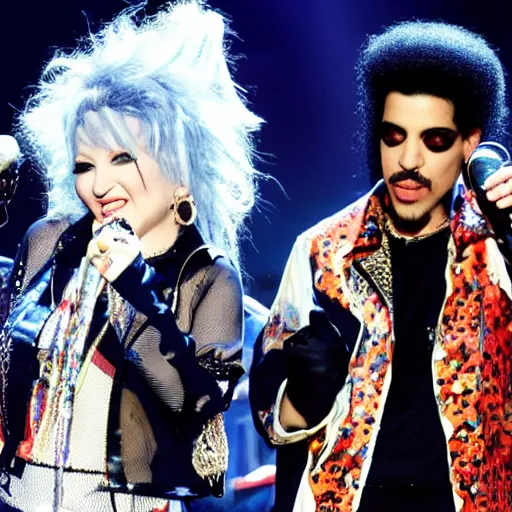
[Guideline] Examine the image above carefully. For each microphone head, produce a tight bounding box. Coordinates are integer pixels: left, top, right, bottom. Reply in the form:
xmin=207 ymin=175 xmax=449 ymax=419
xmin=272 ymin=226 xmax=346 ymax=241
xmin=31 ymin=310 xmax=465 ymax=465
xmin=0 ymin=135 xmax=21 ymax=172
xmin=0 ymin=135 xmax=21 ymax=201
xmin=466 ymin=142 xmax=511 ymax=196
xmin=0 ymin=135 xmax=22 ymax=228
xmin=465 ymin=141 xmax=512 ymax=262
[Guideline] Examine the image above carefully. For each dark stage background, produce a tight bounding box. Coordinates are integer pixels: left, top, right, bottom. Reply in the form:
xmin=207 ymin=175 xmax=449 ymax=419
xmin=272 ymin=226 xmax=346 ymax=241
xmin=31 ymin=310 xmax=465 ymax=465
xmin=1 ymin=2 xmax=511 ymax=510
xmin=1 ymin=0 xmax=511 ymax=306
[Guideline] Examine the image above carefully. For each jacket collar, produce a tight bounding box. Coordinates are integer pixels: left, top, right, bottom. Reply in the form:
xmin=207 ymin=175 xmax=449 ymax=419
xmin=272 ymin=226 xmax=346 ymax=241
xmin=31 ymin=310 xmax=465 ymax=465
xmin=324 ymin=179 xmax=493 ymax=307
xmin=342 ymin=178 xmax=492 ymax=263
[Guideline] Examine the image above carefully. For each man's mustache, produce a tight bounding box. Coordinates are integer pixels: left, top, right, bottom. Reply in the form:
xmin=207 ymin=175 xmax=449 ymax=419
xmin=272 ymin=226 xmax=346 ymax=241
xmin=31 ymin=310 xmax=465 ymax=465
xmin=389 ymin=169 xmax=432 ymax=190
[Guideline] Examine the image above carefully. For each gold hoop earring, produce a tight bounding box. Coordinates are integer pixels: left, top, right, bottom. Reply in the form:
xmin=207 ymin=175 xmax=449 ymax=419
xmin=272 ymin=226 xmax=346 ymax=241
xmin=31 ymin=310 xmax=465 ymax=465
xmin=172 ymin=187 xmax=197 ymax=226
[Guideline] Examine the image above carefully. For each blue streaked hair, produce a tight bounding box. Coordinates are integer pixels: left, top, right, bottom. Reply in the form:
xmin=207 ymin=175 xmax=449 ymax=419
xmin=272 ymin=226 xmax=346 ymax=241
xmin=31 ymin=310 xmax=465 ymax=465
xmin=16 ymin=0 xmax=264 ymax=268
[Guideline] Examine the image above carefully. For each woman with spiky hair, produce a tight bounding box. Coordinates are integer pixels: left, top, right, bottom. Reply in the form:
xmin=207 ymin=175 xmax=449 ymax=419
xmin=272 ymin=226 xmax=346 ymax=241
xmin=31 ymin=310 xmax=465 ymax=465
xmin=0 ymin=1 xmax=263 ymax=510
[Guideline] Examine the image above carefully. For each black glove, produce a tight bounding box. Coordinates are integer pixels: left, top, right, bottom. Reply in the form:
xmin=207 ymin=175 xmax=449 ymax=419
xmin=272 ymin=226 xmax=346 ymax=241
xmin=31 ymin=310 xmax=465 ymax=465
xmin=283 ymin=308 xmax=354 ymax=427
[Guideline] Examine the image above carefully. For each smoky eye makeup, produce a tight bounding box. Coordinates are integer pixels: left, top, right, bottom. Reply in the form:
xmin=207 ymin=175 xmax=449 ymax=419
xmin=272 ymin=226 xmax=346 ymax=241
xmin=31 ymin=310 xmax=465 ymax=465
xmin=73 ymin=162 xmax=94 ymax=175
xmin=421 ymin=128 xmax=460 ymax=153
xmin=381 ymin=122 xmax=460 ymax=153
xmin=111 ymin=151 xmax=136 ymax=165
xmin=381 ymin=122 xmax=406 ymax=147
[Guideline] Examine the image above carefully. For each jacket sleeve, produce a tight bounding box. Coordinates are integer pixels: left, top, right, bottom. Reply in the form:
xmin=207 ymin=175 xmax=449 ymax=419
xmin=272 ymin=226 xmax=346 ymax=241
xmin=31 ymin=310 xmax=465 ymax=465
xmin=249 ymin=234 xmax=337 ymax=446
xmin=0 ymin=256 xmax=13 ymax=328
xmin=0 ymin=218 xmax=69 ymax=336
xmin=112 ymin=253 xmax=244 ymax=420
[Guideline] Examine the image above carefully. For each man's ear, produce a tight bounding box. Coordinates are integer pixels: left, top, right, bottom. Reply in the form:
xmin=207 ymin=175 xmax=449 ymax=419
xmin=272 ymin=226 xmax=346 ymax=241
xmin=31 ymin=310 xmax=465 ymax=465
xmin=463 ymin=128 xmax=482 ymax=163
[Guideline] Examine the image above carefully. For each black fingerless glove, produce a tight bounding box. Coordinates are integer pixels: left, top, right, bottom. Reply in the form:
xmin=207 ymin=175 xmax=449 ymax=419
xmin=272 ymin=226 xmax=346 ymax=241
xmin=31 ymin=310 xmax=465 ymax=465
xmin=283 ymin=308 xmax=354 ymax=427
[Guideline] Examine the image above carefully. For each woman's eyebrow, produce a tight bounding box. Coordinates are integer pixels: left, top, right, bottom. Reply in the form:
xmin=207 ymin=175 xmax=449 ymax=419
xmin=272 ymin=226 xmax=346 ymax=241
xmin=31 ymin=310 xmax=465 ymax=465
xmin=75 ymin=152 xmax=95 ymax=162
xmin=108 ymin=148 xmax=129 ymax=156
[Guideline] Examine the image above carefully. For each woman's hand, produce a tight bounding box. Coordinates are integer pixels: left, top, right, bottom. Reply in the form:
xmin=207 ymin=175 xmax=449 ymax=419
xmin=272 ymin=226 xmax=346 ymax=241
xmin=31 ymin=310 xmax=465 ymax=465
xmin=86 ymin=217 xmax=142 ymax=282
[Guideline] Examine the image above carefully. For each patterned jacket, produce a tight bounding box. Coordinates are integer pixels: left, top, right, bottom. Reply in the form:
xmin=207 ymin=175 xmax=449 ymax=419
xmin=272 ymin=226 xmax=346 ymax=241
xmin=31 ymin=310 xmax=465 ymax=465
xmin=0 ymin=214 xmax=244 ymax=504
xmin=252 ymin=182 xmax=512 ymax=512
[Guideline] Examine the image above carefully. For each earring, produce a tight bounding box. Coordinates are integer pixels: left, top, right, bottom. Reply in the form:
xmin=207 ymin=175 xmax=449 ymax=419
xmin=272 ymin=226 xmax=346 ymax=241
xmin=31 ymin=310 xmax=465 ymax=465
xmin=172 ymin=186 xmax=197 ymax=226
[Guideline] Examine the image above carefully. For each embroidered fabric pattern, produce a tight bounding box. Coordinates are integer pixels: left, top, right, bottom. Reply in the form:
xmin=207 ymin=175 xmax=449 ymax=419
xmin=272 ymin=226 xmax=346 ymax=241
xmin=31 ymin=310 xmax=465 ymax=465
xmin=257 ymin=301 xmax=301 ymax=444
xmin=263 ymin=301 xmax=301 ymax=353
xmin=287 ymin=189 xmax=512 ymax=512
xmin=435 ymin=195 xmax=512 ymax=511
xmin=307 ymin=198 xmax=393 ymax=511
xmin=359 ymin=233 xmax=393 ymax=306
xmin=108 ymin=284 xmax=136 ymax=343
xmin=18 ymin=260 xmax=103 ymax=468
xmin=258 ymin=407 xmax=281 ymax=445
xmin=192 ymin=413 xmax=228 ymax=488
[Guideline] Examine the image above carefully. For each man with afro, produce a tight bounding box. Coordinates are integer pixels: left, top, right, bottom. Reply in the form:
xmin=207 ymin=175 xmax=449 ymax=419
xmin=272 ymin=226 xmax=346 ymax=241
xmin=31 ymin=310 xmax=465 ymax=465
xmin=251 ymin=21 xmax=512 ymax=512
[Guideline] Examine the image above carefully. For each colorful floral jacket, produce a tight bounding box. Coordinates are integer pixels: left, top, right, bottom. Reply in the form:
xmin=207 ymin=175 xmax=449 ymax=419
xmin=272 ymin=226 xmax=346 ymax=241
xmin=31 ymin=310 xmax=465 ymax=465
xmin=253 ymin=182 xmax=512 ymax=512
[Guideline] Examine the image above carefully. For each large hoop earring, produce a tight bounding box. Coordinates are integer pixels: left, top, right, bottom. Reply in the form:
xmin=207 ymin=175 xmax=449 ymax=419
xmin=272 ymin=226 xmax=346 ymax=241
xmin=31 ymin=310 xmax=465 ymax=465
xmin=172 ymin=187 xmax=197 ymax=226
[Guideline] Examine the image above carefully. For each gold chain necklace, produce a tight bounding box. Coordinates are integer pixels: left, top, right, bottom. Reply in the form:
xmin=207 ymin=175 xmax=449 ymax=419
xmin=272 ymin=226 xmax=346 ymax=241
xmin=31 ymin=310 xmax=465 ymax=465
xmin=143 ymin=245 xmax=173 ymax=260
xmin=385 ymin=216 xmax=450 ymax=243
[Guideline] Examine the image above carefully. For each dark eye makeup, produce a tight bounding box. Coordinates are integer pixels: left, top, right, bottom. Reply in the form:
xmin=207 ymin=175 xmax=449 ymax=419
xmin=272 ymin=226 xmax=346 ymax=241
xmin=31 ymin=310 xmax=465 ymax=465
xmin=381 ymin=122 xmax=406 ymax=147
xmin=73 ymin=151 xmax=135 ymax=174
xmin=73 ymin=162 xmax=94 ymax=175
xmin=421 ymin=128 xmax=459 ymax=153
xmin=112 ymin=152 xmax=135 ymax=165
xmin=380 ymin=122 xmax=460 ymax=153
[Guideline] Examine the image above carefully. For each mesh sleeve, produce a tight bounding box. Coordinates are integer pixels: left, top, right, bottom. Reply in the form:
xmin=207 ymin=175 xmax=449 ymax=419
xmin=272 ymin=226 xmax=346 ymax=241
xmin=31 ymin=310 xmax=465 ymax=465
xmin=190 ymin=257 xmax=244 ymax=352
xmin=127 ymin=256 xmax=244 ymax=414
xmin=2 ymin=219 xmax=68 ymax=324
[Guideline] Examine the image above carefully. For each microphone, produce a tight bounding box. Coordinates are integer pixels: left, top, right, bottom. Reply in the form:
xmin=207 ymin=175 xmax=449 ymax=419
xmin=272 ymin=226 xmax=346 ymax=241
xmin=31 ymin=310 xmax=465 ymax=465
xmin=0 ymin=135 xmax=21 ymax=228
xmin=465 ymin=141 xmax=512 ymax=261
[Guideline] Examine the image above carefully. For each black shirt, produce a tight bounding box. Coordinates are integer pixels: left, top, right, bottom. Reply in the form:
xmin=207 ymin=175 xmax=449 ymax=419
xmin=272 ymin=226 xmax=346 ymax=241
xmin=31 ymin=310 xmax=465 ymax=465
xmin=362 ymin=226 xmax=455 ymax=511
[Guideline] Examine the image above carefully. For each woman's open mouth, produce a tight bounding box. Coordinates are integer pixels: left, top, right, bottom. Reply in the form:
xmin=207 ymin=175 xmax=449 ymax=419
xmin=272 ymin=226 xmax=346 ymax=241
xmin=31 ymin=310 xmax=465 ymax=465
xmin=101 ymin=199 xmax=127 ymax=218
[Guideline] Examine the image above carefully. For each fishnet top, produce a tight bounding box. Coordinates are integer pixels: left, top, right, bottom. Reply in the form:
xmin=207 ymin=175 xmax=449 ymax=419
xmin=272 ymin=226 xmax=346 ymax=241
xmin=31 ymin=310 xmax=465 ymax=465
xmin=0 ymin=215 xmax=244 ymax=504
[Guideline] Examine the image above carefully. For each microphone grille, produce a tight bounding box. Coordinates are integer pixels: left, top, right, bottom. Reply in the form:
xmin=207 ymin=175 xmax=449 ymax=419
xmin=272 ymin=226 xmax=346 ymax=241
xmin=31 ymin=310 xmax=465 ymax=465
xmin=0 ymin=135 xmax=21 ymax=172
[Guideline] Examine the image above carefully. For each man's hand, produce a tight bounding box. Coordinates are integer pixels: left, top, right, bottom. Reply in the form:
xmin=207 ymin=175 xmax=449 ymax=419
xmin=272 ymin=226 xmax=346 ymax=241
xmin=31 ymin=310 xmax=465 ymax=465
xmin=282 ymin=308 xmax=355 ymax=428
xmin=484 ymin=165 xmax=512 ymax=210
